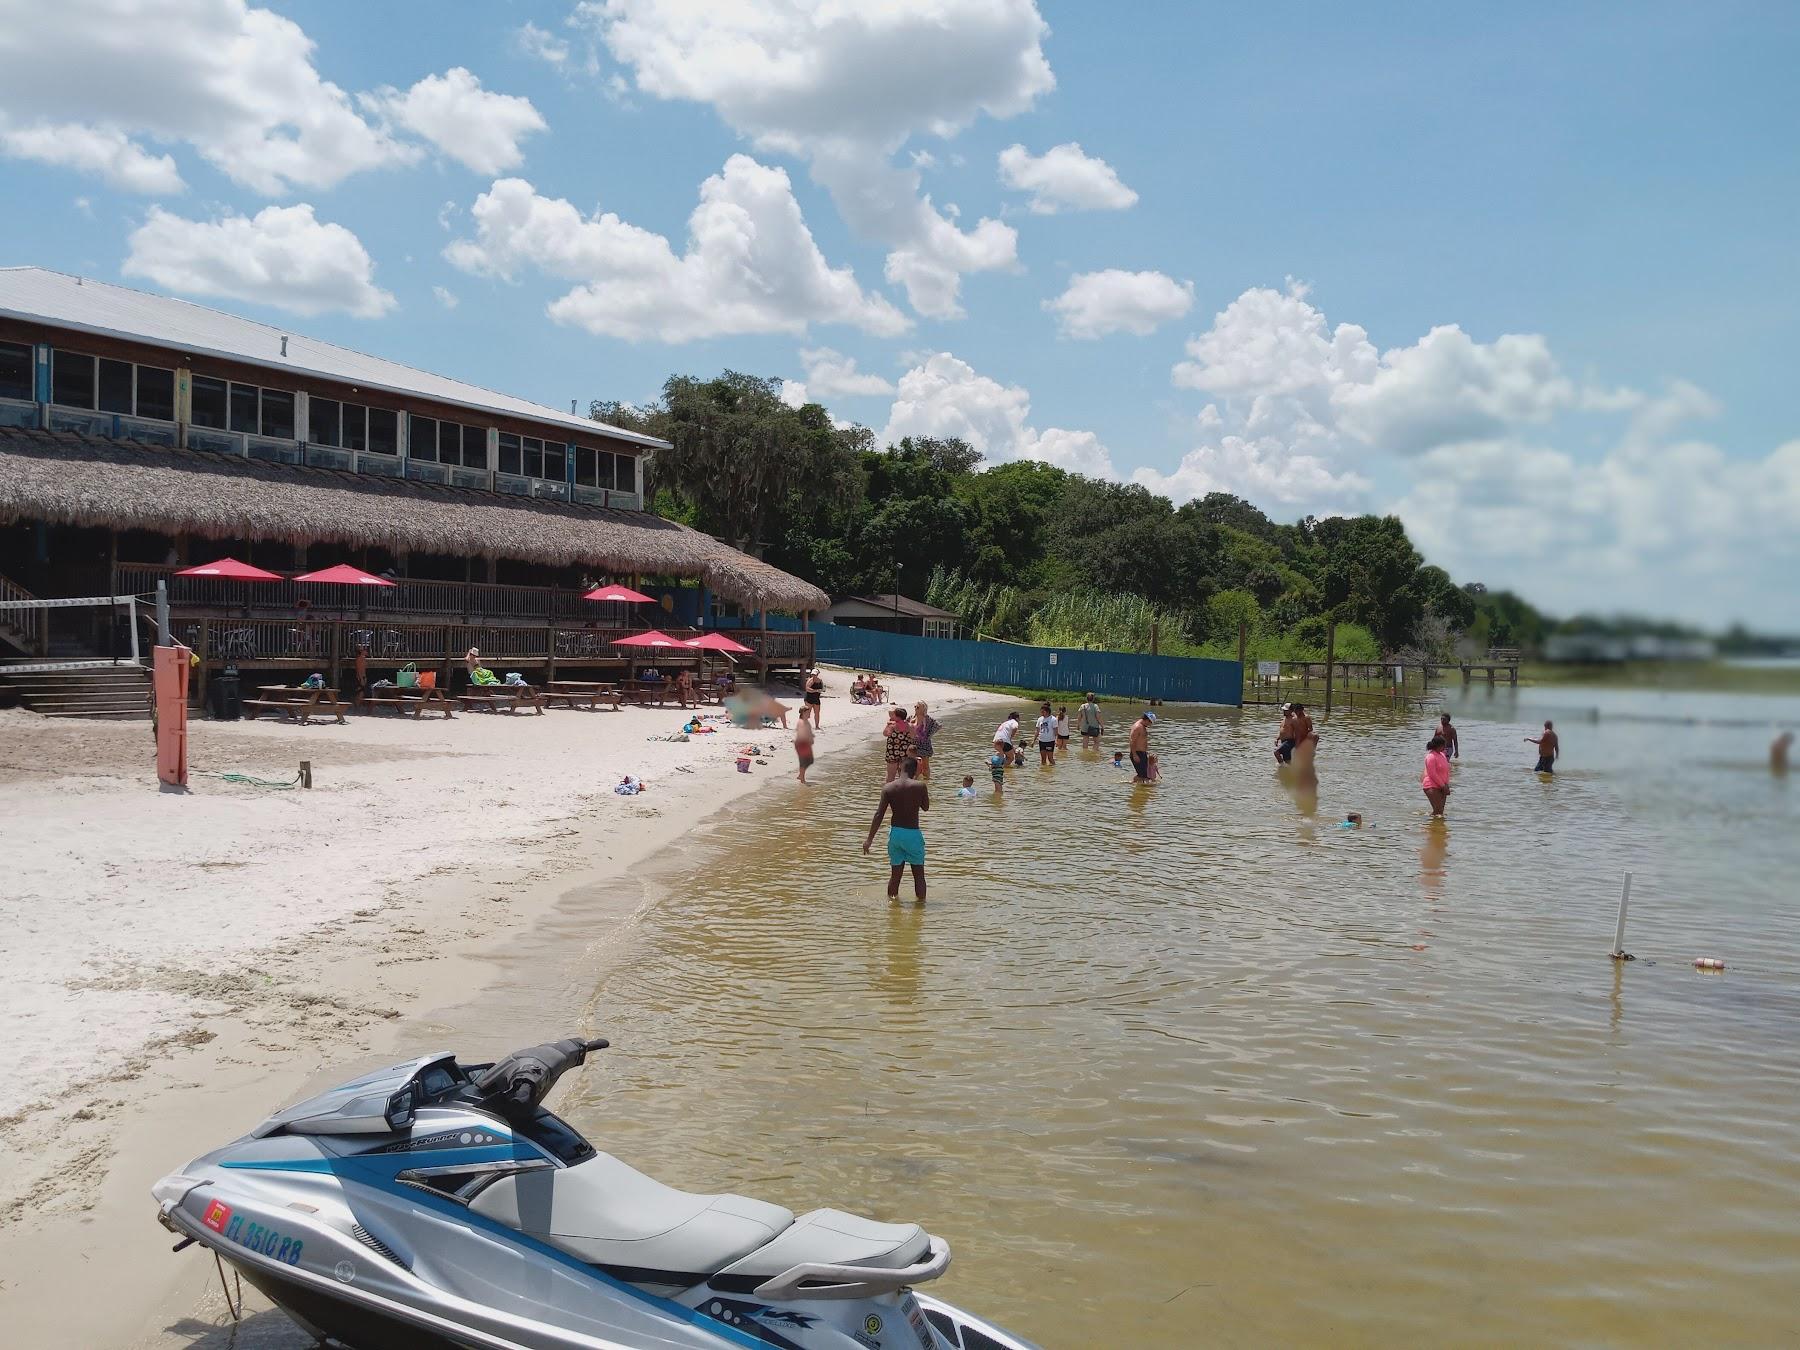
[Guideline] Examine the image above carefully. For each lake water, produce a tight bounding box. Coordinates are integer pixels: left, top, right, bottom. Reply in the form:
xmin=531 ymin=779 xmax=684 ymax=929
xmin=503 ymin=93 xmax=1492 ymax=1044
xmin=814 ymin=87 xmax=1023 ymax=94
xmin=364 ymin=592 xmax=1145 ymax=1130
xmin=557 ymin=688 xmax=1800 ymax=1348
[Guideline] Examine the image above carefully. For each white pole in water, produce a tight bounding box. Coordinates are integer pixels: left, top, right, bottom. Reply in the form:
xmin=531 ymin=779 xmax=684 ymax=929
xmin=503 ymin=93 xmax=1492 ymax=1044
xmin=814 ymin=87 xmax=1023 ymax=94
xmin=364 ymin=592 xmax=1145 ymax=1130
xmin=1610 ymin=872 xmax=1633 ymax=960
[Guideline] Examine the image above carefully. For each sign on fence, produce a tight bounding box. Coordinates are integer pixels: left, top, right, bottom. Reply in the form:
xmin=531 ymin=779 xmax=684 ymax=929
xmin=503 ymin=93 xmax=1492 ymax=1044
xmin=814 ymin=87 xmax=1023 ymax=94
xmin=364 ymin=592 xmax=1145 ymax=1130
xmin=1257 ymin=660 xmax=1281 ymax=677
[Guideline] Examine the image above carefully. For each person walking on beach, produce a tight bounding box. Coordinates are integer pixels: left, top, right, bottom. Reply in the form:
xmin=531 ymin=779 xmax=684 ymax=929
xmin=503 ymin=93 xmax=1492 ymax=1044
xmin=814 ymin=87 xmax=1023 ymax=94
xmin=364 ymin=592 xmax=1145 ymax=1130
xmin=910 ymin=700 xmax=941 ymax=779
xmin=1077 ymin=693 xmax=1104 ymax=749
xmin=803 ymin=669 xmax=825 ymax=727
xmin=1438 ymin=712 xmax=1459 ymax=759
xmin=1526 ymin=720 xmax=1559 ymax=773
xmin=1128 ymin=710 xmax=1156 ymax=782
xmin=884 ymin=707 xmax=915 ymax=783
xmin=1035 ymin=702 xmax=1058 ymax=765
xmin=794 ymin=705 xmax=815 ymax=784
xmin=1422 ymin=734 xmax=1451 ymax=816
xmin=863 ymin=756 xmax=929 ymax=902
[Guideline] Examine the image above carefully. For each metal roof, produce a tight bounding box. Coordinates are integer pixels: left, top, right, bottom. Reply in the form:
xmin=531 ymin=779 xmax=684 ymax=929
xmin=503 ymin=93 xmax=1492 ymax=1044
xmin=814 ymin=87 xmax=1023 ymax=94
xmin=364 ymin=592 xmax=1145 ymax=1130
xmin=0 ymin=268 xmax=669 ymax=451
xmin=830 ymin=593 xmax=961 ymax=619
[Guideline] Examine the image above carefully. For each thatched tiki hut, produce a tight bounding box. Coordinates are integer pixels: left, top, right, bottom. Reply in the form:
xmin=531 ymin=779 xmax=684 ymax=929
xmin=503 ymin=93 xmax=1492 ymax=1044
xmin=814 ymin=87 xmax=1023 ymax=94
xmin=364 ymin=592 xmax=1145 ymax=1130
xmin=0 ymin=269 xmax=825 ymax=697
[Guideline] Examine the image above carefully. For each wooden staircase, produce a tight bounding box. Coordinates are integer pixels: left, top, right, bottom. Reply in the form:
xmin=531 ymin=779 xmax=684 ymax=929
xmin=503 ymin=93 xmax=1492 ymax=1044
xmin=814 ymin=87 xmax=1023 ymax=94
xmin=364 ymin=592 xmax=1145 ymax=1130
xmin=0 ymin=663 xmax=153 ymax=718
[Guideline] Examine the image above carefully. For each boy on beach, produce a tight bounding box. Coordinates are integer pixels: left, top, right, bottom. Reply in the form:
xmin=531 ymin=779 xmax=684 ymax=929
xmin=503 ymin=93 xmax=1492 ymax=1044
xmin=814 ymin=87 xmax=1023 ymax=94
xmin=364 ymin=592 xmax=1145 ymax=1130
xmin=990 ymin=748 xmax=1008 ymax=794
xmin=1438 ymin=712 xmax=1459 ymax=759
xmin=957 ymin=775 xmax=977 ymax=798
xmin=863 ymin=757 xmax=929 ymax=901
xmin=1111 ymin=751 xmax=1127 ymax=769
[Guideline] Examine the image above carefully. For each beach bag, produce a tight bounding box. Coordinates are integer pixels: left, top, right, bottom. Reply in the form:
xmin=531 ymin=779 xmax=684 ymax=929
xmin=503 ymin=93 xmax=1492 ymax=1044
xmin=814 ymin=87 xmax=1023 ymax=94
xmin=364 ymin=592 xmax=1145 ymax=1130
xmin=472 ymin=667 xmax=500 ymax=686
xmin=417 ymin=669 xmax=437 ymax=690
xmin=504 ymin=672 xmax=526 ymax=686
xmin=396 ymin=663 xmax=419 ymax=689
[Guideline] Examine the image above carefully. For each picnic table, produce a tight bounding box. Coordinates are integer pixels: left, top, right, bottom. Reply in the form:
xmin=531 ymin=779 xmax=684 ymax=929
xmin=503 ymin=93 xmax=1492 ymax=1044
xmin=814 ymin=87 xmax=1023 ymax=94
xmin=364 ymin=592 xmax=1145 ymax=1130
xmin=364 ymin=685 xmax=454 ymax=719
xmin=243 ymin=684 xmax=347 ymax=725
xmin=544 ymin=680 xmax=622 ymax=711
xmin=622 ymin=677 xmax=697 ymax=708
xmin=456 ymin=686 xmax=546 ymax=715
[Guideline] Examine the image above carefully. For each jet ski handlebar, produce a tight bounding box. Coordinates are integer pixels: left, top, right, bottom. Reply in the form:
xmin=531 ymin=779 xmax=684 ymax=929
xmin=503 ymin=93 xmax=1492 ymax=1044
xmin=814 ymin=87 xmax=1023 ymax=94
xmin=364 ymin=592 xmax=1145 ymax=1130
xmin=470 ymin=1036 xmax=610 ymax=1116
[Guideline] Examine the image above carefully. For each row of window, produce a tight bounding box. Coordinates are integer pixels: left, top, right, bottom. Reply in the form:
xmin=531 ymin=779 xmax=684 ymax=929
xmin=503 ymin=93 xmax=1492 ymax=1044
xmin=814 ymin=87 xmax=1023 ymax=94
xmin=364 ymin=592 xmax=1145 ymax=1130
xmin=11 ymin=342 xmax=637 ymax=491
xmin=309 ymin=396 xmax=400 ymax=457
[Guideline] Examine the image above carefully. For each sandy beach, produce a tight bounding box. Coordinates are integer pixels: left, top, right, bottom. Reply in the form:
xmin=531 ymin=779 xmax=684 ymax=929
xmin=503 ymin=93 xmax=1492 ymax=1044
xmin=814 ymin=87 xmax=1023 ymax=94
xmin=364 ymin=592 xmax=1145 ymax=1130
xmin=0 ymin=673 xmax=1001 ymax=1349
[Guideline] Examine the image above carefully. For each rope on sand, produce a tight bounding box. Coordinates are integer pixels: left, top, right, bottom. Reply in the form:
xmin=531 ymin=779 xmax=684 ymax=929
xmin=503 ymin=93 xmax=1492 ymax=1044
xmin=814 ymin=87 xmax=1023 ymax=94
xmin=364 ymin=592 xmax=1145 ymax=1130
xmin=195 ymin=769 xmax=303 ymax=790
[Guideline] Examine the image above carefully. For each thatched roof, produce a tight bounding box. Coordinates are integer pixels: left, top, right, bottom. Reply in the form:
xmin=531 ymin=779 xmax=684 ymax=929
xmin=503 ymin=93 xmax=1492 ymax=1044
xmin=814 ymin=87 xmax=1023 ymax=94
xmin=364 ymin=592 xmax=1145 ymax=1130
xmin=0 ymin=429 xmax=829 ymax=613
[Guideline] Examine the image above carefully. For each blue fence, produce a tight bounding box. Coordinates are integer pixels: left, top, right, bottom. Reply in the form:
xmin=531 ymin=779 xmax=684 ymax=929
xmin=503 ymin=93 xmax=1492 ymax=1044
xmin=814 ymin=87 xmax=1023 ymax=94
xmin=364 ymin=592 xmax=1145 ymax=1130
xmin=814 ymin=623 xmax=1241 ymax=706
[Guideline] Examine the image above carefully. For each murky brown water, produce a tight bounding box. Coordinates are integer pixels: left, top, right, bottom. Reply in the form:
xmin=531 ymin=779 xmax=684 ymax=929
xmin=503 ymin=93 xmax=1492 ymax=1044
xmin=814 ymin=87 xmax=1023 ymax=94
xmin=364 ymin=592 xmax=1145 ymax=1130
xmin=556 ymin=689 xmax=1800 ymax=1348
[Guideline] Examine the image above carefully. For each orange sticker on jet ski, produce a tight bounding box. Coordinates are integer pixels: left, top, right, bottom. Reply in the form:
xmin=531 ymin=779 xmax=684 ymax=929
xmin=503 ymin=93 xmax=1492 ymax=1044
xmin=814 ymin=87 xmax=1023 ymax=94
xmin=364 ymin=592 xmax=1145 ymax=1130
xmin=202 ymin=1199 xmax=233 ymax=1233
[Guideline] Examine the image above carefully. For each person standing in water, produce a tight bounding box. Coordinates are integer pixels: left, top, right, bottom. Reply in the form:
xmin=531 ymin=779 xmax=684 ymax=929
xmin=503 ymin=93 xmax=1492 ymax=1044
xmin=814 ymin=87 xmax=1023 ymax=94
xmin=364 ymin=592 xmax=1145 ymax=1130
xmin=1438 ymin=712 xmax=1459 ymax=759
xmin=863 ymin=756 xmax=929 ymax=902
xmin=883 ymin=707 xmax=914 ymax=783
xmin=1128 ymin=710 xmax=1156 ymax=782
xmin=1035 ymin=702 xmax=1058 ymax=765
xmin=1077 ymin=693 xmax=1104 ymax=749
xmin=1421 ymin=734 xmax=1451 ymax=816
xmin=803 ymin=669 xmax=825 ymax=727
xmin=909 ymin=700 xmax=941 ymax=780
xmin=793 ymin=705 xmax=815 ymax=784
xmin=1772 ymin=731 xmax=1793 ymax=775
xmin=1526 ymin=720 xmax=1559 ymax=773
xmin=1055 ymin=705 xmax=1071 ymax=753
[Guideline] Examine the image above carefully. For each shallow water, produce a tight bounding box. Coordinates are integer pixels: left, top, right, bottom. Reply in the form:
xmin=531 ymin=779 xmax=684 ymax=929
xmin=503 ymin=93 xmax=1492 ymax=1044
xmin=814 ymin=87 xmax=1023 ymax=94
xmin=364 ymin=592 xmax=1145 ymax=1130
xmin=559 ymin=690 xmax=1800 ymax=1348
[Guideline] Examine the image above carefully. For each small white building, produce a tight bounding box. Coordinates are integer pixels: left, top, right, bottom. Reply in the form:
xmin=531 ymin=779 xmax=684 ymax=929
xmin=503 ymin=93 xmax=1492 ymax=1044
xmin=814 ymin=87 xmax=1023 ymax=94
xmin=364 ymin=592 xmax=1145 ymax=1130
xmin=824 ymin=594 xmax=960 ymax=639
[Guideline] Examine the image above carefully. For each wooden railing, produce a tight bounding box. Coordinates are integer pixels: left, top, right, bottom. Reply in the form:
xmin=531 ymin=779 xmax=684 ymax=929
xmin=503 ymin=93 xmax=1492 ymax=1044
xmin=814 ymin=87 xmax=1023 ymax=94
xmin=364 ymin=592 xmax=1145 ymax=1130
xmin=0 ymin=572 xmax=49 ymax=657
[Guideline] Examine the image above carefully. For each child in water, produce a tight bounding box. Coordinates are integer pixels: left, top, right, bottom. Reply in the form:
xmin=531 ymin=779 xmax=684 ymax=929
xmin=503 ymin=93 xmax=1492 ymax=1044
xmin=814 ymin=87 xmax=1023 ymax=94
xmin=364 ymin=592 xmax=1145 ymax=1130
xmin=1111 ymin=751 xmax=1127 ymax=769
xmin=957 ymin=774 xmax=977 ymax=798
xmin=989 ymin=750 xmax=1008 ymax=795
xmin=1146 ymin=754 xmax=1160 ymax=782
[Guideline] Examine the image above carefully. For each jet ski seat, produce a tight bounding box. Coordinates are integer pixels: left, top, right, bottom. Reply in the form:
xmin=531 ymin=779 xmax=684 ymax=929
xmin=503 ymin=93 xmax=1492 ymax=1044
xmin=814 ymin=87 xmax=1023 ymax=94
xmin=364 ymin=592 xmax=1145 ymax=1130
xmin=719 ymin=1208 xmax=932 ymax=1279
xmin=470 ymin=1152 xmax=793 ymax=1275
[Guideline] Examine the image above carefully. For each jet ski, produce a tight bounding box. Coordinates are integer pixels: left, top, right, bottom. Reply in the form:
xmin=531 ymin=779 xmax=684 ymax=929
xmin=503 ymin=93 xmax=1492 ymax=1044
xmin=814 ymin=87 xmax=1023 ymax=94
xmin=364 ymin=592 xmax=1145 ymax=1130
xmin=153 ymin=1035 xmax=1040 ymax=1350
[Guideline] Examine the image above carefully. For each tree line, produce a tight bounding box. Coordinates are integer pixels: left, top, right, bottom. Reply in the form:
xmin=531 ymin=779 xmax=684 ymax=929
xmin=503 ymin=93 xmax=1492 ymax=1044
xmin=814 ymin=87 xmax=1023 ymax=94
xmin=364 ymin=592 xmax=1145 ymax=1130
xmin=596 ymin=371 xmax=1553 ymax=662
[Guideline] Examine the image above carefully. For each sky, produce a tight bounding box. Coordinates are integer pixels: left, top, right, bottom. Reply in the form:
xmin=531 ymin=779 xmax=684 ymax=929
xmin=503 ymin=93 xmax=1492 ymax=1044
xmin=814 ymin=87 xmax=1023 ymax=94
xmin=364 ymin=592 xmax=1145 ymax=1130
xmin=1 ymin=1 xmax=1796 ymax=627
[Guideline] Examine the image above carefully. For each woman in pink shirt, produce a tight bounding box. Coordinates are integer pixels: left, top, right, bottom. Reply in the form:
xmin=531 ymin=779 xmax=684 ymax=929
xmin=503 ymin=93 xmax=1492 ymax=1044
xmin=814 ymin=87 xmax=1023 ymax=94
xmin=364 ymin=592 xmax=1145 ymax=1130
xmin=1421 ymin=734 xmax=1451 ymax=817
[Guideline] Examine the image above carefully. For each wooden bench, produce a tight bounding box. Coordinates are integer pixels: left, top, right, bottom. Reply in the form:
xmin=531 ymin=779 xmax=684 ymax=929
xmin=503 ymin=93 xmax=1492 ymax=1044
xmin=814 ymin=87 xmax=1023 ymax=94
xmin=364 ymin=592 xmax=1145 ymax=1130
xmin=364 ymin=688 xmax=454 ymax=719
xmin=456 ymin=689 xmax=545 ymax=715
xmin=544 ymin=681 xmax=622 ymax=711
xmin=244 ymin=686 xmax=347 ymax=725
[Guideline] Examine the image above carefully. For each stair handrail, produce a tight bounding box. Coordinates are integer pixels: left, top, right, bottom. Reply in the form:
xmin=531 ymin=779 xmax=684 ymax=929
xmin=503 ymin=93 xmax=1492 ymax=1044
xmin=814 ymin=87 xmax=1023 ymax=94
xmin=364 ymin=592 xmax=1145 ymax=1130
xmin=0 ymin=571 xmax=47 ymax=656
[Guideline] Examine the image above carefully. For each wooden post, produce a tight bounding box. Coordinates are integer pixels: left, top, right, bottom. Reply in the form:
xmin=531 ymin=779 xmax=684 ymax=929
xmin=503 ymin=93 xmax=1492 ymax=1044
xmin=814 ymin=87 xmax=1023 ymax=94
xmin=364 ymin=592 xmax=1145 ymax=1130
xmin=1324 ymin=622 xmax=1337 ymax=716
xmin=195 ymin=618 xmax=210 ymax=709
xmin=759 ymin=607 xmax=769 ymax=685
xmin=546 ymin=620 xmax=557 ymax=683
xmin=328 ymin=620 xmax=342 ymax=695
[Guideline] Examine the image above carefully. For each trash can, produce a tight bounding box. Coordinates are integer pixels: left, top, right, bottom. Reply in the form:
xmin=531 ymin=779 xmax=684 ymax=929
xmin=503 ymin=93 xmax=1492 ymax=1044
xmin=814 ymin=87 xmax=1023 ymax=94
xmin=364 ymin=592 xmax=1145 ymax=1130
xmin=215 ymin=665 xmax=243 ymax=721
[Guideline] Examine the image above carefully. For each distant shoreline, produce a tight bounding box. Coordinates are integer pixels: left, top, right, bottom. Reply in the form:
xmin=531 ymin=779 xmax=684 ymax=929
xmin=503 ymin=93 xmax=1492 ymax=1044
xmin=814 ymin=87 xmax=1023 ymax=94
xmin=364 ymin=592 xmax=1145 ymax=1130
xmin=1517 ymin=660 xmax=1800 ymax=696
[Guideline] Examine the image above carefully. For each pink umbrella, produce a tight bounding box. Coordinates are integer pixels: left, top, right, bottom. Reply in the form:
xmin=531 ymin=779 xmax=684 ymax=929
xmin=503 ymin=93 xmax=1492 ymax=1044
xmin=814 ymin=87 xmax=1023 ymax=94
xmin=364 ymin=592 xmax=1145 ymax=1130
xmin=613 ymin=629 xmax=682 ymax=648
xmin=582 ymin=583 xmax=656 ymax=604
xmin=684 ymin=632 xmax=754 ymax=653
xmin=293 ymin=563 xmax=396 ymax=586
xmin=175 ymin=556 xmax=284 ymax=581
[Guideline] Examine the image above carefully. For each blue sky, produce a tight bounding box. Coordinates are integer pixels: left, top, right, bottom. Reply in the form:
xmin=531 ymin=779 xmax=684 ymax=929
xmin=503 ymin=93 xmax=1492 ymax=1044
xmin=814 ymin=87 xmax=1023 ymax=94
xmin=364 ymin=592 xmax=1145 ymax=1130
xmin=3 ymin=2 xmax=1796 ymax=625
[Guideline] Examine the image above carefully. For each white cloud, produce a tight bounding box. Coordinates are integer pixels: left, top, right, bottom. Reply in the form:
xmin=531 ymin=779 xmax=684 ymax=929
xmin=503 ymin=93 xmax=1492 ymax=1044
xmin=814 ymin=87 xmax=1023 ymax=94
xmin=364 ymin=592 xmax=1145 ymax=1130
xmin=998 ymin=142 xmax=1136 ymax=213
xmin=123 ymin=204 xmax=395 ymax=318
xmin=432 ymin=285 xmax=458 ymax=310
xmin=1046 ymin=268 xmax=1192 ymax=338
xmin=797 ymin=347 xmax=894 ymax=399
xmin=779 ymin=379 xmax=808 ymax=409
xmin=445 ymin=155 xmax=909 ymax=343
xmin=515 ymin=21 xmax=571 ymax=67
xmin=589 ymin=0 xmax=1053 ymax=318
xmin=0 ymin=119 xmax=184 ymax=194
xmin=0 ymin=0 xmax=412 ymax=195
xmin=362 ymin=68 xmax=547 ymax=176
xmin=910 ymin=149 xmax=938 ymax=171
xmin=883 ymin=352 xmax=1114 ymax=477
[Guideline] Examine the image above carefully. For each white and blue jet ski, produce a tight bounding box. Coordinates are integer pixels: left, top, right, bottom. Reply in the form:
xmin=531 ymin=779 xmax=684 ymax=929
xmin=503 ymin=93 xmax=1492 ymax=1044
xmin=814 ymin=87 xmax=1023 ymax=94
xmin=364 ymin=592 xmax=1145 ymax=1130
xmin=153 ymin=1035 xmax=1039 ymax=1350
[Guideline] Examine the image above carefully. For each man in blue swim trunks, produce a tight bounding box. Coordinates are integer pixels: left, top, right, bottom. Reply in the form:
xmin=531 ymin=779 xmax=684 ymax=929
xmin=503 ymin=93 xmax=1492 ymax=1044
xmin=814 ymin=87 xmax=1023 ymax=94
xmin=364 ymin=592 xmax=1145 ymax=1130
xmin=863 ymin=755 xmax=930 ymax=902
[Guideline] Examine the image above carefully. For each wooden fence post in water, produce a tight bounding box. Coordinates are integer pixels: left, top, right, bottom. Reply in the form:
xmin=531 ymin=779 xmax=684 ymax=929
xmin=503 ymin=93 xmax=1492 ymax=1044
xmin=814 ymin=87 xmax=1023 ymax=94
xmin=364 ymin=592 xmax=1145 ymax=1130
xmin=1323 ymin=622 xmax=1336 ymax=715
xmin=1610 ymin=872 xmax=1634 ymax=961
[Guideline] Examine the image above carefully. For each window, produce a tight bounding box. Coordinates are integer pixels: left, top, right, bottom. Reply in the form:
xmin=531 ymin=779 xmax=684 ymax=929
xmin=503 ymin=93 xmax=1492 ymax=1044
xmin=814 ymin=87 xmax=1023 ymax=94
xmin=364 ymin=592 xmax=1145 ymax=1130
xmin=98 ymin=358 xmax=134 ymax=414
xmin=499 ymin=431 xmax=521 ymax=475
xmin=229 ymin=382 xmax=259 ymax=433
xmin=136 ymin=366 xmax=174 ymax=421
xmin=367 ymin=407 xmax=397 ymax=455
xmin=52 ymin=349 xmax=94 ymax=408
xmin=409 ymin=414 xmax=437 ymax=461
xmin=0 ymin=341 xmax=30 ymax=401
xmin=575 ymin=445 xmax=599 ymax=488
xmin=310 ymin=397 xmax=341 ymax=446
xmin=463 ymin=423 xmax=487 ymax=470
xmin=261 ymin=389 xmax=294 ymax=439
xmin=191 ymin=375 xmax=228 ymax=429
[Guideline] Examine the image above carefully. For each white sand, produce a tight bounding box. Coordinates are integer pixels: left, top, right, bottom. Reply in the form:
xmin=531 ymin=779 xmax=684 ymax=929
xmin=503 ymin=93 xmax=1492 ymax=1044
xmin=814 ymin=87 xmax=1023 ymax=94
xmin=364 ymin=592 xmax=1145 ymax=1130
xmin=0 ymin=672 xmax=1000 ymax=1348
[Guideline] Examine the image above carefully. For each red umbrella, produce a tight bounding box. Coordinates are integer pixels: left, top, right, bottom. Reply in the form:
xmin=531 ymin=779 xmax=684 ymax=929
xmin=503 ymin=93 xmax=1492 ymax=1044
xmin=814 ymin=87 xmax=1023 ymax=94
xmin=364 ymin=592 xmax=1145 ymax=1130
xmin=293 ymin=563 xmax=396 ymax=587
xmin=582 ymin=583 xmax=656 ymax=603
xmin=684 ymin=632 xmax=754 ymax=653
xmin=614 ymin=629 xmax=682 ymax=647
xmin=176 ymin=556 xmax=283 ymax=581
